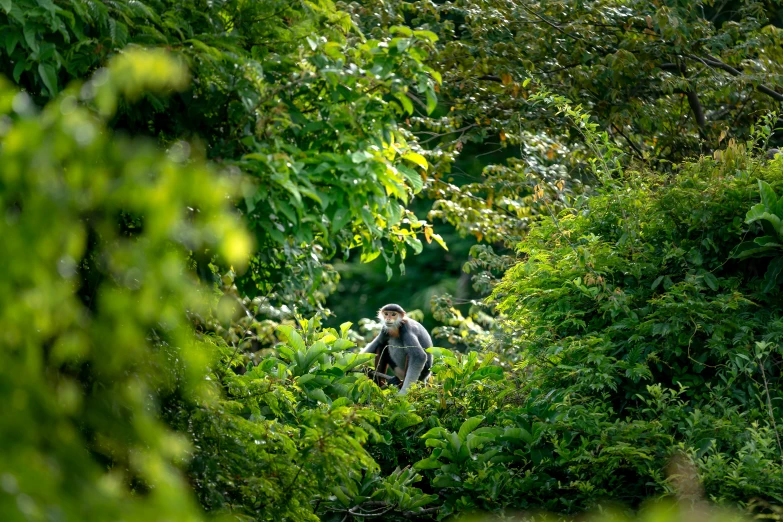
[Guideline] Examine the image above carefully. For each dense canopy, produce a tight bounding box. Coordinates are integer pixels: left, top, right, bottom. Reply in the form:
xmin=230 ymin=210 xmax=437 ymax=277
xmin=3 ymin=1 xmax=783 ymax=521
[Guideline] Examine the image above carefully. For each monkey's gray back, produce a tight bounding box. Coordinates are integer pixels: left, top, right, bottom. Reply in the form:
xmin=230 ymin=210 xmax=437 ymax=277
xmin=404 ymin=318 xmax=433 ymax=348
xmin=384 ymin=318 xmax=433 ymax=371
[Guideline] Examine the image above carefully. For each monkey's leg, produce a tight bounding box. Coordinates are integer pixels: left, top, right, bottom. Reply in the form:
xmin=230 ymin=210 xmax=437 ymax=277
xmin=396 ymin=356 xmax=409 ymax=390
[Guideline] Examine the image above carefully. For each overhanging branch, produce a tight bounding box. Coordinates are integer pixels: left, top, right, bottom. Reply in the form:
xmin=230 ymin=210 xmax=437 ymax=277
xmin=683 ymin=54 xmax=783 ymax=103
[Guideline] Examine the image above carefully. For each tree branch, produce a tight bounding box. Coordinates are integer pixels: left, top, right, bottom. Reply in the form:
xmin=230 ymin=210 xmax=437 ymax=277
xmin=610 ymin=123 xmax=645 ymax=161
xmin=683 ymin=54 xmax=783 ymax=102
xmin=685 ymin=89 xmax=707 ymax=134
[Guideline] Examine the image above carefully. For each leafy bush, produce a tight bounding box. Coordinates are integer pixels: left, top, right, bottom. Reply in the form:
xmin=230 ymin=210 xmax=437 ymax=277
xmin=0 ymin=50 xmax=249 ymax=522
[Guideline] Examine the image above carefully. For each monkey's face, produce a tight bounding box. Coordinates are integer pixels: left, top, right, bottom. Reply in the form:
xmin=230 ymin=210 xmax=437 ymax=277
xmin=378 ymin=309 xmax=403 ymax=329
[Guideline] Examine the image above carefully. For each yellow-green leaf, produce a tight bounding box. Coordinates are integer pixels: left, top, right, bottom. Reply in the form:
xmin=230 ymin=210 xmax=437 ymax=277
xmin=402 ymin=152 xmax=428 ymax=171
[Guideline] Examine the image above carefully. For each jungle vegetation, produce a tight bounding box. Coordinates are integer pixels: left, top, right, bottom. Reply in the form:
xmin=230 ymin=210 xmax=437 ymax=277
xmin=3 ymin=1 xmax=783 ymax=521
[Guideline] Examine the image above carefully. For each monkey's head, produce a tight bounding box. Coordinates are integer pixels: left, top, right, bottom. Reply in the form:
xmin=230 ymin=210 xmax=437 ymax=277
xmin=378 ymin=303 xmax=405 ymax=330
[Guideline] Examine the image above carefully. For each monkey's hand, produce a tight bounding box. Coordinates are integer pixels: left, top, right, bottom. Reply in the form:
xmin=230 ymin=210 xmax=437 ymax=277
xmin=386 ymin=376 xmax=402 ymax=387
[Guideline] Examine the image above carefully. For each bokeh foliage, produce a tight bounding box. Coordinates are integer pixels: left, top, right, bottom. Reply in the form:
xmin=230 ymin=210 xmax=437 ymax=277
xmin=0 ymin=50 xmax=249 ymax=522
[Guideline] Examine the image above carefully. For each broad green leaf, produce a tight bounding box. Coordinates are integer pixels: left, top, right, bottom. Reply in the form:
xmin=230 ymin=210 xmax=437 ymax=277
xmin=0 ymin=0 xmax=11 ymax=13
xmin=407 ymin=494 xmax=439 ymax=509
xmin=458 ymin=416 xmax=484 ymax=440
xmin=277 ymin=325 xmax=306 ymax=352
xmin=466 ymin=434 xmax=494 ymax=451
xmin=746 ymin=204 xmax=782 ymax=233
xmin=754 ymin=235 xmax=782 ymax=247
xmin=361 ymin=249 xmax=381 ymax=263
xmin=413 ymin=29 xmax=438 ymax=42
xmin=12 ymin=59 xmax=26 ymax=83
xmin=306 ymin=388 xmax=330 ymax=404
xmin=759 ymin=180 xmax=778 ymax=211
xmin=331 ymin=206 xmax=351 ymax=233
xmin=401 ymin=152 xmax=428 ymax=171
xmin=421 ymin=427 xmax=449 ymax=440
xmin=764 ymin=256 xmax=783 ymax=292
xmin=339 ymin=321 xmax=352 ymax=337
xmin=425 ymin=87 xmax=437 ymax=115
xmin=394 ymin=37 xmax=411 ymax=53
xmin=413 ymin=457 xmax=441 ymax=470
xmin=332 ymin=338 xmax=355 ymax=351
xmin=405 ymin=235 xmax=423 ymax=255
xmin=394 ymin=92 xmax=413 ymax=115
xmin=394 ymin=412 xmax=422 ymax=429
xmin=398 ymin=164 xmax=423 ymax=193
xmin=732 ymin=240 xmax=777 ymax=259
xmin=389 ymin=25 xmax=413 ymax=36
xmin=702 ymin=272 xmax=719 ymax=291
xmin=23 ymin=24 xmax=39 ymax=53
xmin=4 ymin=31 xmax=18 ymax=54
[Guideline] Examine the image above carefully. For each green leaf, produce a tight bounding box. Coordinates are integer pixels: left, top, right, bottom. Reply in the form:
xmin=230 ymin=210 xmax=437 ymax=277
xmin=339 ymin=321 xmax=352 ymax=337
xmin=466 ymin=434 xmax=493 ymax=451
xmin=431 ymin=232 xmax=448 ymax=251
xmin=421 ymin=427 xmax=449 ymax=440
xmin=38 ymin=62 xmax=58 ymax=97
xmin=413 ymin=457 xmax=441 ymax=470
xmin=759 ymin=180 xmax=778 ymax=211
xmin=458 ymin=416 xmax=484 ymax=440
xmin=466 ymin=366 xmax=504 ymax=383
xmin=754 ymin=235 xmax=782 ymax=247
xmin=732 ymin=240 xmax=777 ymax=259
xmin=306 ymin=388 xmax=330 ymax=404
xmin=394 ymin=37 xmax=410 ymax=53
xmin=12 ymin=59 xmax=26 ymax=83
xmin=393 ymin=92 xmax=413 ymax=115
xmin=277 ymin=325 xmax=306 ymax=352
xmin=389 ymin=25 xmax=413 ymax=36
xmin=702 ymin=272 xmax=719 ymax=291
xmin=398 ymin=164 xmax=423 ymax=193
xmin=651 ymin=275 xmax=664 ymax=290
xmin=23 ymin=24 xmax=39 ymax=53
xmin=763 ymin=256 xmax=783 ymax=292
xmin=746 ymin=204 xmax=782 ymax=233
xmin=405 ymin=236 xmax=423 ymax=255
xmin=361 ymin=249 xmax=381 ymax=263
xmin=413 ymin=29 xmax=439 ymax=42
xmin=331 ymin=207 xmax=351 ymax=232
xmin=0 ymin=0 xmax=9 ymax=12
xmin=4 ymin=32 xmax=18 ymax=54
xmin=425 ymin=86 xmax=437 ymax=115
xmin=401 ymin=152 xmax=428 ymax=171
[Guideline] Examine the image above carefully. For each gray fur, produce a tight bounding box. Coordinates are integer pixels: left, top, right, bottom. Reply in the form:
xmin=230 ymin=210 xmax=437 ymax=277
xmin=362 ymin=316 xmax=433 ymax=395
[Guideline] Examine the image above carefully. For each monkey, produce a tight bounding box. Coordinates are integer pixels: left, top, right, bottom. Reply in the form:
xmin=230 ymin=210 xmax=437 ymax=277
xmin=361 ymin=304 xmax=433 ymax=395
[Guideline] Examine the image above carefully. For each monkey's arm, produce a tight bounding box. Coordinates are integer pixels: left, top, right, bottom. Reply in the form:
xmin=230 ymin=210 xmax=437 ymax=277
xmin=361 ymin=331 xmax=390 ymax=385
xmin=399 ymin=330 xmax=428 ymax=395
xmin=361 ymin=330 xmax=387 ymax=354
